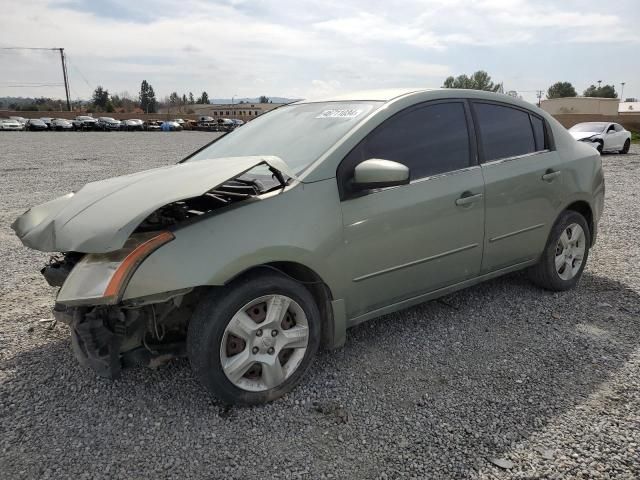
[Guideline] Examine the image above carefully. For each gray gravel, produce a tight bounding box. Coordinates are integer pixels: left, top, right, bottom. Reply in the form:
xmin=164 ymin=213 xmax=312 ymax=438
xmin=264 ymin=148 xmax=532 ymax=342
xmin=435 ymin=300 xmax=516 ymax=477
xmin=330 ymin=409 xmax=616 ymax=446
xmin=1 ymin=132 xmax=639 ymax=479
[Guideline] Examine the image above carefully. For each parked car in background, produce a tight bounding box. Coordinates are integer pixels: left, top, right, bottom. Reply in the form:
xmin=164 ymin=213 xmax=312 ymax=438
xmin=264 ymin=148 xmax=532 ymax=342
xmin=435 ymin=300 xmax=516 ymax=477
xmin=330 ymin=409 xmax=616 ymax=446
xmin=121 ymin=119 xmax=144 ymax=131
xmin=51 ymin=118 xmax=74 ymax=131
xmin=97 ymin=117 xmax=122 ymax=131
xmin=26 ymin=119 xmax=48 ymax=131
xmin=231 ymin=119 xmax=245 ymax=128
xmin=12 ymin=89 xmax=605 ymax=406
xmin=172 ymin=118 xmax=186 ymax=127
xmin=217 ymin=118 xmax=235 ymax=132
xmin=73 ymin=116 xmax=98 ymax=130
xmin=569 ymin=122 xmax=631 ymax=154
xmin=161 ymin=120 xmax=182 ymax=131
xmin=0 ymin=118 xmax=24 ymax=130
xmin=40 ymin=117 xmax=54 ymax=129
xmin=144 ymin=120 xmax=162 ymax=131
xmin=197 ymin=116 xmax=217 ymax=131
xmin=9 ymin=116 xmax=27 ymax=127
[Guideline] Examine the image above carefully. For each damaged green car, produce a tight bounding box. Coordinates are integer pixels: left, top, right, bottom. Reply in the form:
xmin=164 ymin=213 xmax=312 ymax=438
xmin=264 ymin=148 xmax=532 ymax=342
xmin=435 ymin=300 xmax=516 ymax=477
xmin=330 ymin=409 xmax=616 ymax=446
xmin=12 ymin=88 xmax=604 ymax=405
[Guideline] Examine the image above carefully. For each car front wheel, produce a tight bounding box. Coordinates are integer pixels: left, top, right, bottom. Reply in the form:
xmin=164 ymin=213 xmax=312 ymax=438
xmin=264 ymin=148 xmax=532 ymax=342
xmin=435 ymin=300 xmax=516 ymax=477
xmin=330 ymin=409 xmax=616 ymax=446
xmin=528 ymin=210 xmax=590 ymax=291
xmin=187 ymin=271 xmax=321 ymax=405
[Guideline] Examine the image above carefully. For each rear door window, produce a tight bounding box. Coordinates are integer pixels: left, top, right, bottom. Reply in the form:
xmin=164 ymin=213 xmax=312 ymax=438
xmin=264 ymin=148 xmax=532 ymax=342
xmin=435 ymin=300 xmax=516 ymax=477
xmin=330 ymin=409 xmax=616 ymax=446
xmin=474 ymin=103 xmax=536 ymax=161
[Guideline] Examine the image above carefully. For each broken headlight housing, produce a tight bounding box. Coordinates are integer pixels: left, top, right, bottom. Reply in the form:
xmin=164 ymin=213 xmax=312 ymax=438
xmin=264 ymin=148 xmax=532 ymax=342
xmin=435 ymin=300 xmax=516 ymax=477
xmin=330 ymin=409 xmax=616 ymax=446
xmin=57 ymin=231 xmax=174 ymax=306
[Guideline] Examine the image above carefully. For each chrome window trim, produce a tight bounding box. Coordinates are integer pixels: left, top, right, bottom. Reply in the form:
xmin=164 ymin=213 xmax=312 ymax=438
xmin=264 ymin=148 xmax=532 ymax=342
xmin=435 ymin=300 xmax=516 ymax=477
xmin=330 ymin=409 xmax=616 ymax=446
xmin=410 ymin=164 xmax=481 ymax=185
xmin=481 ymin=149 xmax=551 ymax=167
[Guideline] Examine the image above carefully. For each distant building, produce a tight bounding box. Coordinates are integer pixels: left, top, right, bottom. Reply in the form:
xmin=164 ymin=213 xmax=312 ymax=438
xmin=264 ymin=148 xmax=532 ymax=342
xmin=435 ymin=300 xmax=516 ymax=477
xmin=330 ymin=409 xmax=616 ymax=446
xmin=160 ymin=102 xmax=285 ymax=121
xmin=540 ymin=97 xmax=619 ymax=116
xmin=619 ymin=101 xmax=640 ymax=116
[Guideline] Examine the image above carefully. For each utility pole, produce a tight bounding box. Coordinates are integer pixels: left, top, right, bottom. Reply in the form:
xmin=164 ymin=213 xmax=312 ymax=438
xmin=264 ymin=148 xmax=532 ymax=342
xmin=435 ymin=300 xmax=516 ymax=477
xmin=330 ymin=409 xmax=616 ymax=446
xmin=621 ymin=82 xmax=625 ymax=101
xmin=59 ymin=48 xmax=71 ymax=111
xmin=536 ymin=90 xmax=543 ymax=107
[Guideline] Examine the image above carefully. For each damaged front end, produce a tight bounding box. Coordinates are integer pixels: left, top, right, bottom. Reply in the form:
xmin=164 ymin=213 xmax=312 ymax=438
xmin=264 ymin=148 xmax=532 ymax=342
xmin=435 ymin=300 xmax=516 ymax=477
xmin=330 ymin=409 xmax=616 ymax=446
xmin=53 ymin=290 xmax=198 ymax=379
xmin=13 ymin=155 xmax=297 ymax=379
xmin=42 ymin=231 xmax=193 ymax=379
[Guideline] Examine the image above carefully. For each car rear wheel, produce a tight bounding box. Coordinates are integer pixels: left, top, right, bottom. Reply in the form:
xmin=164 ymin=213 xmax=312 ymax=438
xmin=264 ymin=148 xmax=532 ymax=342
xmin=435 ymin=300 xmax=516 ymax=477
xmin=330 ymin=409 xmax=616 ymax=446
xmin=620 ymin=139 xmax=631 ymax=154
xmin=527 ymin=210 xmax=590 ymax=291
xmin=187 ymin=271 xmax=321 ymax=405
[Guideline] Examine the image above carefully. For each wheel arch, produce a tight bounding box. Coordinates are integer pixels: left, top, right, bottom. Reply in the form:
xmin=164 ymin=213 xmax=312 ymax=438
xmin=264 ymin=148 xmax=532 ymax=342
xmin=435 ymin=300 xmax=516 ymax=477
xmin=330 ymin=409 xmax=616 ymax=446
xmin=563 ymin=200 xmax=594 ymax=244
xmin=226 ymin=261 xmax=339 ymax=349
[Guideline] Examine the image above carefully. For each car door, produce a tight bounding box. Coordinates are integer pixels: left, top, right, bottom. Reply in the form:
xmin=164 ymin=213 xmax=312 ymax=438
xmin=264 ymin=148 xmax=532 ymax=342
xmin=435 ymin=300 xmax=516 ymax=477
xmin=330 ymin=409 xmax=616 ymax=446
xmin=473 ymin=101 xmax=566 ymax=272
xmin=613 ymin=123 xmax=626 ymax=149
xmin=338 ymin=100 xmax=485 ymax=318
xmin=603 ymin=124 xmax=618 ymax=151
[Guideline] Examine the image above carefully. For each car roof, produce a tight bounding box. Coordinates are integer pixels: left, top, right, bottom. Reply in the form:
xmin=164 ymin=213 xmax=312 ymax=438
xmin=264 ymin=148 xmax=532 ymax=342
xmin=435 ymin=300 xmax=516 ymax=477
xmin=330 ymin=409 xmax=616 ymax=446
xmin=301 ymin=88 xmax=434 ymax=103
xmin=294 ymin=88 xmax=543 ymax=114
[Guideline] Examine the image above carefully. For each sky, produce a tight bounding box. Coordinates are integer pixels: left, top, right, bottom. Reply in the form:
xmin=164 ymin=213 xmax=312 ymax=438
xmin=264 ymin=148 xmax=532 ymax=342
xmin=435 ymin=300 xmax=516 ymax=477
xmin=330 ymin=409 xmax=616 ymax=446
xmin=1 ymin=0 xmax=638 ymax=104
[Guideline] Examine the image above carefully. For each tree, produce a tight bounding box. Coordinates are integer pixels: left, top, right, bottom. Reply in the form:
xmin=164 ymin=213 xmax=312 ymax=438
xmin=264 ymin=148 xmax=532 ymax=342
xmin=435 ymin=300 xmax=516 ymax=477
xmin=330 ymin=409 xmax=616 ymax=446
xmin=547 ymin=81 xmax=577 ymax=99
xmin=583 ymin=84 xmax=617 ymax=98
xmin=139 ymin=80 xmax=157 ymax=113
xmin=442 ymin=71 xmax=501 ymax=92
xmin=197 ymin=91 xmax=209 ymax=104
xmin=259 ymin=95 xmax=270 ymax=103
xmin=169 ymin=91 xmax=180 ymax=106
xmin=92 ymin=86 xmax=110 ymax=110
xmin=188 ymin=92 xmax=195 ymax=104
xmin=182 ymin=93 xmax=187 ymax=105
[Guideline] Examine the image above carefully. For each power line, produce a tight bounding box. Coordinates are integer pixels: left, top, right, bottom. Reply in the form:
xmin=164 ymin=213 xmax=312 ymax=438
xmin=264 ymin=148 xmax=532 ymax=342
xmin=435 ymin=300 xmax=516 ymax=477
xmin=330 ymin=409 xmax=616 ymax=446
xmin=0 ymin=47 xmax=61 ymax=51
xmin=0 ymin=46 xmax=71 ymax=110
xmin=0 ymin=84 xmax=65 ymax=87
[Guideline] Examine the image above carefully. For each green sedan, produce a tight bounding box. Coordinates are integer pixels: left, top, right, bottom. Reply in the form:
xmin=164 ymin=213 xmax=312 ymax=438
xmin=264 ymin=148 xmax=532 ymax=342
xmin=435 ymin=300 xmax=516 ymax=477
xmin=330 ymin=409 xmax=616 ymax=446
xmin=12 ymin=88 xmax=604 ymax=405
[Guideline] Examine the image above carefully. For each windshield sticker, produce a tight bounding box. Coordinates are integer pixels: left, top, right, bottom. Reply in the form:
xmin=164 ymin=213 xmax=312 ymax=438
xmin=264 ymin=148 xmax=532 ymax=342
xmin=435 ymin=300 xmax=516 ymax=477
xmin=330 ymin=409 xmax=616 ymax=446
xmin=316 ymin=108 xmax=363 ymax=119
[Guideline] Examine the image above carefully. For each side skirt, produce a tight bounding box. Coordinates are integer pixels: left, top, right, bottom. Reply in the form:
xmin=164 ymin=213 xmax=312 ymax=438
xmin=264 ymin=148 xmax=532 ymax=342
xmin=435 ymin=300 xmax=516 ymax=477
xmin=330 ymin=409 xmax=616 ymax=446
xmin=346 ymin=258 xmax=537 ymax=328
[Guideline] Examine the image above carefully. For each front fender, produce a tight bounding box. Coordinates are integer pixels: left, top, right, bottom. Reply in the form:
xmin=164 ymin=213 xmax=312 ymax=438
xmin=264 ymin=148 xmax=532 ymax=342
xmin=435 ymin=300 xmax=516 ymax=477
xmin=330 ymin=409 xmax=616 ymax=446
xmin=122 ymin=179 xmax=345 ymax=301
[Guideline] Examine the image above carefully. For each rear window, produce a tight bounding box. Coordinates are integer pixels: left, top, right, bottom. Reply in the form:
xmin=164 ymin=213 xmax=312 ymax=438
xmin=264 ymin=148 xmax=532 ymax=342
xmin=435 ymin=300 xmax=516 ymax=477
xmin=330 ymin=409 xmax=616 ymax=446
xmin=474 ymin=103 xmax=536 ymax=161
xmin=530 ymin=115 xmax=546 ymax=151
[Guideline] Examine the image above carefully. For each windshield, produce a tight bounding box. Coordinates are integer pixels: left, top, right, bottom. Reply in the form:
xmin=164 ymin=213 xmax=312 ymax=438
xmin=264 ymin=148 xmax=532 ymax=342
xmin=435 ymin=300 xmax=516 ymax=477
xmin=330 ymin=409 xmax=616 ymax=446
xmin=570 ymin=122 xmax=607 ymax=133
xmin=186 ymin=101 xmax=383 ymax=174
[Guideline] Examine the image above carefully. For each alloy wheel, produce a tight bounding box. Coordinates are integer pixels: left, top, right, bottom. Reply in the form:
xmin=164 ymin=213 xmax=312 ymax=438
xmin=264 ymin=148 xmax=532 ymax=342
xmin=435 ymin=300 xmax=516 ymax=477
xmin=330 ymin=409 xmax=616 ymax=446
xmin=554 ymin=223 xmax=586 ymax=281
xmin=220 ymin=295 xmax=309 ymax=392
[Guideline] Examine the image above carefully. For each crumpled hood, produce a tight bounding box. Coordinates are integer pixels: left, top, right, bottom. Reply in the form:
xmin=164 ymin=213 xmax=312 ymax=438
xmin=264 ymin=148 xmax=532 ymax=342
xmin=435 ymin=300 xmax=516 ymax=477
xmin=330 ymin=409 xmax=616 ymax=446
xmin=570 ymin=131 xmax=601 ymax=141
xmin=12 ymin=156 xmax=296 ymax=253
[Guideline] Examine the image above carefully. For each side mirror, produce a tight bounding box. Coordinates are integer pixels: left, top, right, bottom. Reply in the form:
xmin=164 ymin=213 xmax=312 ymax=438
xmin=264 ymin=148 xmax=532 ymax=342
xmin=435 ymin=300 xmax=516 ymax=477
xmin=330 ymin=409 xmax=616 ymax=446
xmin=352 ymin=159 xmax=410 ymax=191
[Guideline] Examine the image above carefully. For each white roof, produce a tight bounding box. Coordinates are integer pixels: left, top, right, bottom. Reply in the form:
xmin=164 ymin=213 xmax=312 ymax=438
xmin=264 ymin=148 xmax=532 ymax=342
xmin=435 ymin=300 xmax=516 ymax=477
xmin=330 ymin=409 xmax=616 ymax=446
xmin=619 ymin=102 xmax=640 ymax=113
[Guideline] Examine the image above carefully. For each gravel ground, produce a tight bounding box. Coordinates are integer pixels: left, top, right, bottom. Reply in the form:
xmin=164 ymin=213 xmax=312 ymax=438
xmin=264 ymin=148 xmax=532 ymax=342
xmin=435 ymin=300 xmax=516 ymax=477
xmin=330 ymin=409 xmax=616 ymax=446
xmin=1 ymin=132 xmax=639 ymax=479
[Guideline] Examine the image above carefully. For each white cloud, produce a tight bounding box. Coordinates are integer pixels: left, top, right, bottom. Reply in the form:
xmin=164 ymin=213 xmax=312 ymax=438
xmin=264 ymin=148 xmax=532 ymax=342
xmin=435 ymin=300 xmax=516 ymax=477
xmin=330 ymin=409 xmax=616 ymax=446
xmin=0 ymin=0 xmax=638 ymax=101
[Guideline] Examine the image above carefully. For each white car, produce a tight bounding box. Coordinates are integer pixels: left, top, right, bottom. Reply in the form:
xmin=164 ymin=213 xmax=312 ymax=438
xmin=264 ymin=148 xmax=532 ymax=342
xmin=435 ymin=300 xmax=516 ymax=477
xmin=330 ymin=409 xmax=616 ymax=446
xmin=0 ymin=118 xmax=24 ymax=131
xmin=569 ymin=122 xmax=631 ymax=154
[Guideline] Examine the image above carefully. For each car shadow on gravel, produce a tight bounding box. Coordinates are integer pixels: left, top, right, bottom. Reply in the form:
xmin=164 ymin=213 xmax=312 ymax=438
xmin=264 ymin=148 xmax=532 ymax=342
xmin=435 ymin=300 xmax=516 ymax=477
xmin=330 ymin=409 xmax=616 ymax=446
xmin=1 ymin=270 xmax=638 ymax=478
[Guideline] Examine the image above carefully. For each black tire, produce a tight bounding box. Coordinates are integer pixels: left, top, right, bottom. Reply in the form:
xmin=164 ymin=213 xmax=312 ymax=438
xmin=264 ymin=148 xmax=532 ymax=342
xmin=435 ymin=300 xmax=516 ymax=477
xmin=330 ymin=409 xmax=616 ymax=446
xmin=528 ymin=210 xmax=590 ymax=291
xmin=620 ymin=139 xmax=631 ymax=154
xmin=187 ymin=271 xmax=321 ymax=406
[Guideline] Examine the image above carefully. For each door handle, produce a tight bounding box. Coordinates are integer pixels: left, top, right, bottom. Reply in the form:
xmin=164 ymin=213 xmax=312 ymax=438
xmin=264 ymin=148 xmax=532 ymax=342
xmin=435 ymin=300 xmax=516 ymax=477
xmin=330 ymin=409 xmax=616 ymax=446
xmin=542 ymin=169 xmax=561 ymax=182
xmin=455 ymin=192 xmax=483 ymax=206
